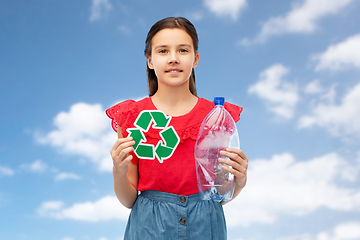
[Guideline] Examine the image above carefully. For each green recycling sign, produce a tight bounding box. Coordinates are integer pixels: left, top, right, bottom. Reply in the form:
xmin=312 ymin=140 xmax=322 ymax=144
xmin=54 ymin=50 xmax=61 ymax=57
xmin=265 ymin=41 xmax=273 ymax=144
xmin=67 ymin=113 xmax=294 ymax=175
xmin=126 ymin=110 xmax=180 ymax=163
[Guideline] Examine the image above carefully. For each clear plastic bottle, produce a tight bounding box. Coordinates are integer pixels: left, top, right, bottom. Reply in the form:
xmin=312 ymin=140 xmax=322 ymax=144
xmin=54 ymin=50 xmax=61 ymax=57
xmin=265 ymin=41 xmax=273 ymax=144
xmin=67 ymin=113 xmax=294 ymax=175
xmin=194 ymin=97 xmax=240 ymax=202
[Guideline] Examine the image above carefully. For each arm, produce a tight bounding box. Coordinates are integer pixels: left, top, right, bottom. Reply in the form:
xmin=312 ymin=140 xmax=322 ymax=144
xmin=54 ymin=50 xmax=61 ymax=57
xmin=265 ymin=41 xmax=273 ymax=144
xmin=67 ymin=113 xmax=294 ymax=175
xmin=218 ymin=148 xmax=248 ymax=205
xmin=110 ymin=126 xmax=139 ymax=208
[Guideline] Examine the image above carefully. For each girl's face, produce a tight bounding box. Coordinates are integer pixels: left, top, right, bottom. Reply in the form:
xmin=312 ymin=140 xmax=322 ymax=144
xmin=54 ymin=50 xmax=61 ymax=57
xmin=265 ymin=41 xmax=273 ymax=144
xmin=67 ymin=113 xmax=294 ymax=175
xmin=147 ymin=28 xmax=200 ymax=91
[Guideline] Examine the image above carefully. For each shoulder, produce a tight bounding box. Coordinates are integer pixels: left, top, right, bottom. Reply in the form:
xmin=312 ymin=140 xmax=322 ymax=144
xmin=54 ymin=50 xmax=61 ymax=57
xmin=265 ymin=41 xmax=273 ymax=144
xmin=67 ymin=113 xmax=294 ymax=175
xmin=105 ymin=97 xmax=152 ymax=132
xmin=195 ymin=98 xmax=213 ymax=114
xmin=106 ymin=99 xmax=136 ymax=116
xmin=224 ymin=101 xmax=243 ymax=123
xmin=199 ymin=97 xmax=214 ymax=107
xmin=106 ymin=97 xmax=151 ymax=115
xmin=199 ymin=97 xmax=243 ymax=123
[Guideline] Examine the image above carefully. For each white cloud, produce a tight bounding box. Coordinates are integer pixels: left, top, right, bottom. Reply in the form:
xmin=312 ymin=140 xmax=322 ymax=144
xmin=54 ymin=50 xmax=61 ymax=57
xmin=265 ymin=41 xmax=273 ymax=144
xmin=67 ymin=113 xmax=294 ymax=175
xmin=299 ymin=82 xmax=360 ymax=137
xmin=89 ymin=0 xmax=112 ymax=22
xmin=20 ymin=160 xmax=48 ymax=173
xmin=313 ymin=34 xmax=360 ymax=72
xmin=304 ymin=79 xmax=323 ymax=94
xmin=332 ymin=222 xmax=360 ymax=239
xmin=319 ymin=84 xmax=337 ymax=104
xmin=304 ymin=80 xmax=337 ymax=105
xmin=248 ymin=64 xmax=299 ymax=119
xmin=37 ymin=152 xmax=360 ymax=227
xmin=37 ymin=195 xmax=130 ymax=221
xmin=240 ymin=0 xmax=354 ymax=45
xmin=55 ymin=172 xmax=81 ymax=181
xmin=0 ymin=166 xmax=14 ymax=177
xmin=279 ymin=221 xmax=360 ymax=240
xmin=204 ymin=0 xmax=247 ymax=20
xmin=35 ymin=102 xmax=116 ymax=171
xmin=224 ymin=152 xmax=360 ymax=227
xmin=37 ymin=201 xmax=64 ymax=215
xmin=62 ymin=238 xmax=74 ymax=240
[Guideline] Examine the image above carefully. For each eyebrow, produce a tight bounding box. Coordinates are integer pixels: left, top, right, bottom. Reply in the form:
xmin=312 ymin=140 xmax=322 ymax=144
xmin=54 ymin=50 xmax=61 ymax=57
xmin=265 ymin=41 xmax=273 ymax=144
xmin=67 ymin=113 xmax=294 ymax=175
xmin=154 ymin=44 xmax=192 ymax=50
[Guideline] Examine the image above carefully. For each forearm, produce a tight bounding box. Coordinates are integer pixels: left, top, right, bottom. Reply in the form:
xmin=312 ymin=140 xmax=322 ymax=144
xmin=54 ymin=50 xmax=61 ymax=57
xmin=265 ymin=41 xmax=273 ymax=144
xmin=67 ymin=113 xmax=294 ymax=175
xmin=113 ymin=167 xmax=138 ymax=209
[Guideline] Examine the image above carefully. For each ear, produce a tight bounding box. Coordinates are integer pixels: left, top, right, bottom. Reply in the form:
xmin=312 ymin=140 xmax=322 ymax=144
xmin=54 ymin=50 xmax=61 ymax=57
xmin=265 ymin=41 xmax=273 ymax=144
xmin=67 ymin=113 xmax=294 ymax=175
xmin=192 ymin=52 xmax=200 ymax=68
xmin=147 ymin=56 xmax=154 ymax=69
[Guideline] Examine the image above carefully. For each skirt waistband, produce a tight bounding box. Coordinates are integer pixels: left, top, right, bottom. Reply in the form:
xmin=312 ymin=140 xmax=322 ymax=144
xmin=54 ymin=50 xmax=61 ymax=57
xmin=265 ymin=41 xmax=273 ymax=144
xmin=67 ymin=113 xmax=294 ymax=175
xmin=139 ymin=190 xmax=203 ymax=205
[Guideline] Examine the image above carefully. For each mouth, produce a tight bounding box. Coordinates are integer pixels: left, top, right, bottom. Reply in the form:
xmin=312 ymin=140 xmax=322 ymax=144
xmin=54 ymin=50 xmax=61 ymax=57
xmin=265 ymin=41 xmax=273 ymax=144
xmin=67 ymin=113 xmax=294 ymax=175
xmin=165 ymin=69 xmax=182 ymax=73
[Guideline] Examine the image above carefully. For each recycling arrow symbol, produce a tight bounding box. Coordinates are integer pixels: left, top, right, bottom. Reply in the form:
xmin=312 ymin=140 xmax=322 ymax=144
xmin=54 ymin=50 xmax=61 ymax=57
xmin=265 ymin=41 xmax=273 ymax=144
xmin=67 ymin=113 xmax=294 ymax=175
xmin=126 ymin=110 xmax=180 ymax=163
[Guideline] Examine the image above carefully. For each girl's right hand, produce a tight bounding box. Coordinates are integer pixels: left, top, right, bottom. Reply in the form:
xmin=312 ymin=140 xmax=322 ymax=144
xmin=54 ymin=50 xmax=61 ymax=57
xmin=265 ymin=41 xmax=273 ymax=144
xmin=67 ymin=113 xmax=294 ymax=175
xmin=110 ymin=137 xmax=135 ymax=177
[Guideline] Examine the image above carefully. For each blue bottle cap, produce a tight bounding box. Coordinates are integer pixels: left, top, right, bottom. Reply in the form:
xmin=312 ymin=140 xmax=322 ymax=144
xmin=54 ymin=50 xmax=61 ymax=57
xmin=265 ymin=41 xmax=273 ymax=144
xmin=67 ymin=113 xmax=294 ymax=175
xmin=214 ymin=97 xmax=225 ymax=106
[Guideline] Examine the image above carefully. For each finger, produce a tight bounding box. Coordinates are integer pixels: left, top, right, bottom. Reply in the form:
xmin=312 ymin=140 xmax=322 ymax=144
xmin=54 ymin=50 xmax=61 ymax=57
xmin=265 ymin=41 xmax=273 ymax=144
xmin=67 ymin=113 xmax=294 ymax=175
xmin=219 ymin=150 xmax=243 ymax=163
xmin=219 ymin=158 xmax=247 ymax=176
xmin=110 ymin=137 xmax=133 ymax=153
xmin=218 ymin=157 xmax=243 ymax=172
xmin=221 ymin=164 xmax=246 ymax=178
xmin=117 ymin=154 xmax=133 ymax=167
xmin=226 ymin=148 xmax=248 ymax=161
xmin=111 ymin=140 xmax=135 ymax=162
xmin=114 ymin=149 xmax=133 ymax=164
xmin=113 ymin=154 xmax=133 ymax=176
xmin=112 ymin=139 xmax=135 ymax=157
xmin=220 ymin=149 xmax=248 ymax=169
xmin=219 ymin=150 xmax=248 ymax=171
xmin=113 ymin=143 xmax=135 ymax=163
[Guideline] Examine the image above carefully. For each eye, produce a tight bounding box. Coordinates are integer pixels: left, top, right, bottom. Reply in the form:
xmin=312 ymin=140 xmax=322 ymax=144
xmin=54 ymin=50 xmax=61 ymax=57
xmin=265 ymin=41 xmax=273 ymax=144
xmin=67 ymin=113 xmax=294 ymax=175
xmin=179 ymin=48 xmax=188 ymax=53
xmin=159 ymin=49 xmax=168 ymax=54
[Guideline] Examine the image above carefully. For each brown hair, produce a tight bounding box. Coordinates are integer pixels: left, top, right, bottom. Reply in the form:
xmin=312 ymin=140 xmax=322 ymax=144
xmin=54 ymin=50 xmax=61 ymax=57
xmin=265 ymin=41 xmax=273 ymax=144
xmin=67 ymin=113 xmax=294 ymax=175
xmin=144 ymin=17 xmax=199 ymax=96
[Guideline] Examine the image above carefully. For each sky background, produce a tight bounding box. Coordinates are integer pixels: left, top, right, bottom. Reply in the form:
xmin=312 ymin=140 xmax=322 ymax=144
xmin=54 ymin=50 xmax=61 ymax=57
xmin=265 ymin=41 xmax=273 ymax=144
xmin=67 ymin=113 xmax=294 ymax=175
xmin=1 ymin=0 xmax=360 ymax=239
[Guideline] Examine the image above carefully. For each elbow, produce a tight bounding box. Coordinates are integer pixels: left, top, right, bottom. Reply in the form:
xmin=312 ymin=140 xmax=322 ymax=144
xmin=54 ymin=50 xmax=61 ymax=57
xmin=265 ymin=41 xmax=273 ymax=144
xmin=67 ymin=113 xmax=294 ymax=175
xmin=123 ymin=202 xmax=134 ymax=209
xmin=119 ymin=196 xmax=137 ymax=209
xmin=124 ymin=205 xmax=133 ymax=209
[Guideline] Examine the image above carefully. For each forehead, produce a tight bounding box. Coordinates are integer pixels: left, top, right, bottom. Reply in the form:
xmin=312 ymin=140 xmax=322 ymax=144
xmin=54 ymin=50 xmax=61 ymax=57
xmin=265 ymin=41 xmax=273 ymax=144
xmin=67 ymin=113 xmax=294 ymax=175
xmin=151 ymin=28 xmax=194 ymax=48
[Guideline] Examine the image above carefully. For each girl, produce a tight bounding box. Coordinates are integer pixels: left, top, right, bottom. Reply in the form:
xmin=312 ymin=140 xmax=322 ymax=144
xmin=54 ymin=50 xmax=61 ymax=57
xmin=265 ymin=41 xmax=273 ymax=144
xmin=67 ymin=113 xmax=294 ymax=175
xmin=106 ymin=17 xmax=248 ymax=240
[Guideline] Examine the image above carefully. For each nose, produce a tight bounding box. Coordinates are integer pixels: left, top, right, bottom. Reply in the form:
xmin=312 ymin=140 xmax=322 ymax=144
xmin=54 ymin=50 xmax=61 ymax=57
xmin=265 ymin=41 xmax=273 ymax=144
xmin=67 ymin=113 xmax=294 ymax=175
xmin=168 ymin=52 xmax=179 ymax=65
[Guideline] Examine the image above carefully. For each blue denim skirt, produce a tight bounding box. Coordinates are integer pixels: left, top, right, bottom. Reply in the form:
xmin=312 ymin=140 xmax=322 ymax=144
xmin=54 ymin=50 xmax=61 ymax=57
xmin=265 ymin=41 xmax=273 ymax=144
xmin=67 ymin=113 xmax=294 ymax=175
xmin=124 ymin=190 xmax=227 ymax=240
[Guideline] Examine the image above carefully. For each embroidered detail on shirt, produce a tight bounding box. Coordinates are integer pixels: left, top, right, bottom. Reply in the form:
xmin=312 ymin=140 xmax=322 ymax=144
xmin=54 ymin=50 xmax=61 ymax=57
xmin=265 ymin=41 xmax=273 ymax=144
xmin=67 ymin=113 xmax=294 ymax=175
xmin=126 ymin=110 xmax=180 ymax=163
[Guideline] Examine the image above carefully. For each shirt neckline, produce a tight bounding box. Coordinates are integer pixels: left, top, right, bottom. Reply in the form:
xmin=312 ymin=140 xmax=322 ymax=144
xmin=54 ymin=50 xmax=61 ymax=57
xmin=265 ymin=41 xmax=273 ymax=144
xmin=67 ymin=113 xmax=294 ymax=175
xmin=147 ymin=97 xmax=202 ymax=119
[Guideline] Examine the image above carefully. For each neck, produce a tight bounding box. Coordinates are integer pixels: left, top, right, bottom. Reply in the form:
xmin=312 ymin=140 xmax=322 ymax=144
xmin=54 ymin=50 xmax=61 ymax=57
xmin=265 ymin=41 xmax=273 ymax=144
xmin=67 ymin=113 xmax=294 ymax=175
xmin=155 ymin=87 xmax=193 ymax=104
xmin=151 ymin=85 xmax=198 ymax=116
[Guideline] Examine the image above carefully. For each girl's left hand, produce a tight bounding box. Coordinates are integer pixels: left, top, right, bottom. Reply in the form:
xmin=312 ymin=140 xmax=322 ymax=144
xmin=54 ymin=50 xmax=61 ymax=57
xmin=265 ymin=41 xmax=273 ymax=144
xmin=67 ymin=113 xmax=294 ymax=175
xmin=219 ymin=148 xmax=248 ymax=188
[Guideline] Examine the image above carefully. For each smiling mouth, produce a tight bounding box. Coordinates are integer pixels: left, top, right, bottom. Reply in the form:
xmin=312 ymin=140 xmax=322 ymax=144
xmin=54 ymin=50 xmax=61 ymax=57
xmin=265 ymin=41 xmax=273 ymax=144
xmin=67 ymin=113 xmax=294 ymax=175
xmin=165 ymin=69 xmax=182 ymax=73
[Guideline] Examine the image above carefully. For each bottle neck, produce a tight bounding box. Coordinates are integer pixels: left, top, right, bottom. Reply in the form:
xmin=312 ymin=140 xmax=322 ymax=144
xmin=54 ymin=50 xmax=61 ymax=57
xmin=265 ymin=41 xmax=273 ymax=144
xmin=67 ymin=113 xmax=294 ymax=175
xmin=214 ymin=97 xmax=225 ymax=106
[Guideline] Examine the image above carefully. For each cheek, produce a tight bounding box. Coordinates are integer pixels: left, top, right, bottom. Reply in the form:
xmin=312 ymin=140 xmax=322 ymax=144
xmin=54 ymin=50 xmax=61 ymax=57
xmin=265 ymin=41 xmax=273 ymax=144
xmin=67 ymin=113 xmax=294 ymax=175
xmin=151 ymin=59 xmax=163 ymax=77
xmin=187 ymin=58 xmax=196 ymax=70
xmin=152 ymin=60 xmax=161 ymax=72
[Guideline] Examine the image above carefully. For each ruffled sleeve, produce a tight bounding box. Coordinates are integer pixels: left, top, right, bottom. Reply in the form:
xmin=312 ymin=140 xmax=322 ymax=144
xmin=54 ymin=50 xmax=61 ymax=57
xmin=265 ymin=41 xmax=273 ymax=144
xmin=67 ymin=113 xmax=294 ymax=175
xmin=105 ymin=100 xmax=138 ymax=133
xmin=224 ymin=101 xmax=243 ymax=123
xmin=106 ymin=100 xmax=140 ymax=164
xmin=170 ymin=99 xmax=243 ymax=143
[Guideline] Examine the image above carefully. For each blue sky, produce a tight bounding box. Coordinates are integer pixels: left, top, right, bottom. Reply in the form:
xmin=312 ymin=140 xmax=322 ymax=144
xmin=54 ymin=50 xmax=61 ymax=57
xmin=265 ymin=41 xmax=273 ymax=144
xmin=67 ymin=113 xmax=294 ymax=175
xmin=1 ymin=0 xmax=360 ymax=239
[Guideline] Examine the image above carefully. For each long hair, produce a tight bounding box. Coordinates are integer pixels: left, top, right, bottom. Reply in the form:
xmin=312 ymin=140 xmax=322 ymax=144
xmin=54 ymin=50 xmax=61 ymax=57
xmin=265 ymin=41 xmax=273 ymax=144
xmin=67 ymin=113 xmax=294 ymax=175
xmin=144 ymin=17 xmax=199 ymax=97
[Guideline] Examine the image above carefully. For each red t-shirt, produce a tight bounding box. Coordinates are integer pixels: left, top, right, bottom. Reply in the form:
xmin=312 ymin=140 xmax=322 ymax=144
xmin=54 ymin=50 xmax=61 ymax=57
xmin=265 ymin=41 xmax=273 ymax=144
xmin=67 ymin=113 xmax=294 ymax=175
xmin=106 ymin=97 xmax=242 ymax=195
